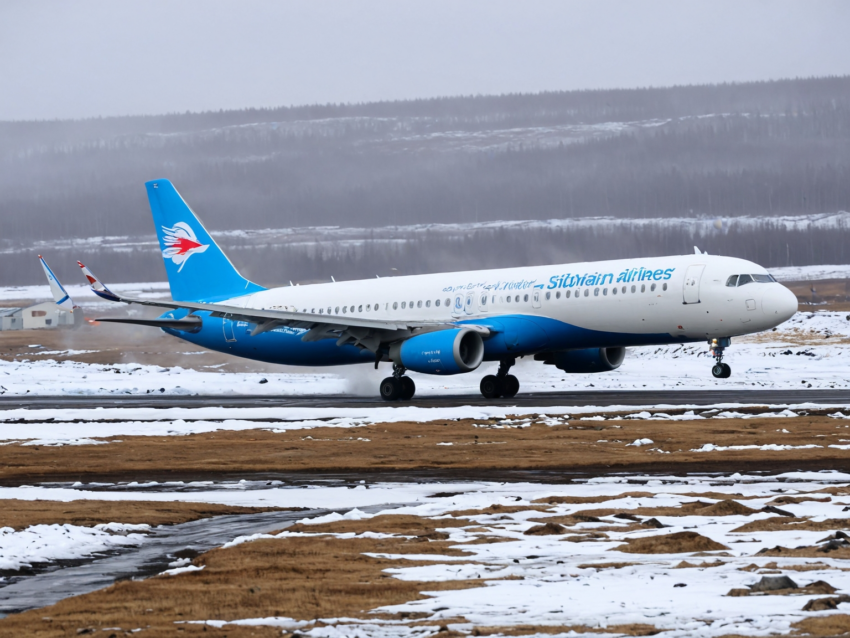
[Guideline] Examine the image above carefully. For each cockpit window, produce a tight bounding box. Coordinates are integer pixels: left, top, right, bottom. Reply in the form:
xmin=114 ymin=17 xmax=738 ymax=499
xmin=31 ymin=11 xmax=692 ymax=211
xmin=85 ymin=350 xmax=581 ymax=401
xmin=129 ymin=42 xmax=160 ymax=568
xmin=727 ymin=273 xmax=776 ymax=287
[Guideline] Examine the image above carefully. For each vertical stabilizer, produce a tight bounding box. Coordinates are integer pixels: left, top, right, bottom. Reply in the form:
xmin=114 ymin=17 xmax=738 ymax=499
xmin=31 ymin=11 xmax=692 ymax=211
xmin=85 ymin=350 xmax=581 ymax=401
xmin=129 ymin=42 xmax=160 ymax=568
xmin=145 ymin=179 xmax=265 ymax=302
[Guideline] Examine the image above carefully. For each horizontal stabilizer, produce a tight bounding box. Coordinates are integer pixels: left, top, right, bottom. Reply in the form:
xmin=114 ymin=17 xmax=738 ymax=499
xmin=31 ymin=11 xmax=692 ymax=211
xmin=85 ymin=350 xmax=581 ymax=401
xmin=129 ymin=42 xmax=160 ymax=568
xmin=96 ymin=316 xmax=203 ymax=333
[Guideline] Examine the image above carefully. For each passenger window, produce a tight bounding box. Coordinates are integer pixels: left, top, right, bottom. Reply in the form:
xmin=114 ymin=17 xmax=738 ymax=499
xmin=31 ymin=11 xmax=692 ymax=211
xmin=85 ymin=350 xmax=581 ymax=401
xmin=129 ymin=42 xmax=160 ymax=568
xmin=650 ymin=283 xmax=656 ymax=292
xmin=556 ymin=291 xmax=561 ymax=299
xmin=435 ymin=299 xmax=440 ymax=307
xmin=342 ymin=306 xmax=347 ymax=313
xmin=545 ymin=292 xmax=551 ymax=300
xmin=523 ymin=294 xmax=529 ymax=302
xmin=327 ymin=307 xmax=332 ymax=314
xmin=375 ymin=304 xmax=379 ymax=311
xmin=349 ymin=306 xmax=354 ymax=313
xmin=491 ymin=295 xmax=495 ymax=304
xmin=417 ymin=300 xmax=422 ymax=308
xmin=584 ymin=289 xmax=589 ymax=297
xmin=622 ymin=286 xmax=626 ymax=294
xmin=319 ymin=308 xmax=324 ymax=314
xmin=426 ymin=300 xmax=431 ymax=308
xmin=481 ymin=295 xmax=487 ymax=306
xmin=565 ymin=290 xmax=570 ymax=298
xmin=445 ymin=298 xmax=450 ymax=307
xmin=641 ymin=284 xmax=645 ymax=293
xmin=631 ymin=285 xmax=636 ymax=293
xmin=603 ymin=288 xmax=608 ymax=296
xmin=358 ymin=305 xmax=363 ymax=312
xmin=594 ymin=288 xmax=599 ymax=296
xmin=507 ymin=296 xmax=512 ymax=303
xmin=366 ymin=304 xmax=371 ymax=311
xmin=612 ymin=287 xmax=617 ymax=295
xmin=409 ymin=301 xmax=413 ymax=308
xmin=515 ymin=295 xmax=520 ymax=302
xmin=335 ymin=306 xmax=339 ymax=313
xmin=738 ymin=274 xmax=753 ymax=286
xmin=662 ymin=283 xmax=667 ymax=291
xmin=311 ymin=308 xmax=315 ymax=313
xmin=392 ymin=302 xmax=398 ymax=310
xmin=401 ymin=301 xmax=406 ymax=309
xmin=725 ymin=275 xmax=738 ymax=287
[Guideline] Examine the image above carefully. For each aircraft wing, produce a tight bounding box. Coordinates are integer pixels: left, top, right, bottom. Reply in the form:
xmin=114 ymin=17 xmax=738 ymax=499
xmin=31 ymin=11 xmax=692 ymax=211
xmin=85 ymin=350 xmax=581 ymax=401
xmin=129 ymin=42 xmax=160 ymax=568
xmin=78 ymin=262 xmax=490 ymax=351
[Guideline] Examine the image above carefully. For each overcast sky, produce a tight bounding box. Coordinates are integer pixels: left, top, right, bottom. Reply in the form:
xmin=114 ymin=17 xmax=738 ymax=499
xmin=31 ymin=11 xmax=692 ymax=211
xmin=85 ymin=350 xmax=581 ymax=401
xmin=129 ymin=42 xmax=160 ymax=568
xmin=1 ymin=0 xmax=848 ymax=121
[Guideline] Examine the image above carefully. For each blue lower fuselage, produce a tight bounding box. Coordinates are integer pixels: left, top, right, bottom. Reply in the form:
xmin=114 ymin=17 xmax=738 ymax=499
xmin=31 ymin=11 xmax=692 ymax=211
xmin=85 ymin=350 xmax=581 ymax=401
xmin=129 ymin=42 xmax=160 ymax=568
xmin=162 ymin=311 xmax=697 ymax=368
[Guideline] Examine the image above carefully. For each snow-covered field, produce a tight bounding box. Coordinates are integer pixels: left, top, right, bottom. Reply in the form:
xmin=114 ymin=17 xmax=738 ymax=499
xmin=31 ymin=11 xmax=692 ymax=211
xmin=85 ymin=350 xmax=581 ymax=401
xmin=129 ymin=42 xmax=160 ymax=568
xmin=1 ymin=310 xmax=848 ymax=399
xmin=3 ymin=473 xmax=850 ymax=635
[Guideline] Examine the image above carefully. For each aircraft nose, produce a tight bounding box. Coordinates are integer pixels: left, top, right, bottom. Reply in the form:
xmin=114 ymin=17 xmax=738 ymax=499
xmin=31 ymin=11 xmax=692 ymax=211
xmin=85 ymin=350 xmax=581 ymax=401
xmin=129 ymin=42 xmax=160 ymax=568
xmin=762 ymin=284 xmax=798 ymax=323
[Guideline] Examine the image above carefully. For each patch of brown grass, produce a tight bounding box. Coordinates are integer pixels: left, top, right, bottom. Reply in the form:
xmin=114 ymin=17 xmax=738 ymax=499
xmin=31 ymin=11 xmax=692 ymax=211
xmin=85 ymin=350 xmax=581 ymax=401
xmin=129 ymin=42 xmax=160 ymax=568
xmin=0 ymin=499 xmax=288 ymax=531
xmin=793 ymin=613 xmax=850 ymax=636
xmin=471 ymin=623 xmax=661 ymax=636
xmin=532 ymin=492 xmax=653 ymax=505
xmin=731 ymin=517 xmax=849 ymax=534
xmin=615 ymin=531 xmax=728 ymax=554
xmin=3 ymin=414 xmax=850 ymax=484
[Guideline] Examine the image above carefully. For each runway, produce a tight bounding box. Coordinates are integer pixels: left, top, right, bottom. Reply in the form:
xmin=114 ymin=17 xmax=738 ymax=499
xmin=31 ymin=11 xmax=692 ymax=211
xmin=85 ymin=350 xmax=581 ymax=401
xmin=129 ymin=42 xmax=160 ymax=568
xmin=2 ymin=388 xmax=849 ymax=409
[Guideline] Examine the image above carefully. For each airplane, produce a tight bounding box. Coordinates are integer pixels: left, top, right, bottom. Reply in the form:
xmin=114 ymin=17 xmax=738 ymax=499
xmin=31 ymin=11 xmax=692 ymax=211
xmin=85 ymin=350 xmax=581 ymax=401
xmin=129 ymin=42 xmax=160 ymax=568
xmin=57 ymin=179 xmax=797 ymax=401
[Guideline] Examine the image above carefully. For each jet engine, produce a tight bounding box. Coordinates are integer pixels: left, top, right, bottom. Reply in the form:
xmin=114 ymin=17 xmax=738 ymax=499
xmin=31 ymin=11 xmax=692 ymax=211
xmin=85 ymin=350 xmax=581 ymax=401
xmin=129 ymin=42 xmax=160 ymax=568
xmin=390 ymin=328 xmax=484 ymax=375
xmin=535 ymin=347 xmax=626 ymax=373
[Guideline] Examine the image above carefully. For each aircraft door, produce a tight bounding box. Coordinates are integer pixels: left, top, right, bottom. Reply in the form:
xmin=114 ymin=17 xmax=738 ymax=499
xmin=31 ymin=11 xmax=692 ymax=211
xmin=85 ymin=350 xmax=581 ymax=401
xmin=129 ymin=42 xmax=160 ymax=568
xmin=682 ymin=264 xmax=705 ymax=304
xmin=223 ymin=314 xmax=237 ymax=342
xmin=532 ymin=290 xmax=542 ymax=309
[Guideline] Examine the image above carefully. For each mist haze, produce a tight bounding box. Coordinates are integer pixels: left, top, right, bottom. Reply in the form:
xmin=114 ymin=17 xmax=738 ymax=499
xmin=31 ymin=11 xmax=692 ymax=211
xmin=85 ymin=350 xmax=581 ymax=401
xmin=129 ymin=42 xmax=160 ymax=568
xmin=1 ymin=1 xmax=849 ymax=287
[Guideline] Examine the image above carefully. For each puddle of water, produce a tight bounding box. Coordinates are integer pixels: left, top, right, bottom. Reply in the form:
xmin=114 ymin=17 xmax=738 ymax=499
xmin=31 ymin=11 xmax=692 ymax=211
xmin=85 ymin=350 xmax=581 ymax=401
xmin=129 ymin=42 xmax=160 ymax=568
xmin=0 ymin=503 xmax=399 ymax=617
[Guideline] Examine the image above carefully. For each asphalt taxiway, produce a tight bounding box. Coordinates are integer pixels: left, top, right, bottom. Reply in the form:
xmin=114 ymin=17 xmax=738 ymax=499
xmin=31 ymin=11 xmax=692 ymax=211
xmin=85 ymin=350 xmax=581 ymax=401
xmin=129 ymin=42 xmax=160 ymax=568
xmin=1 ymin=389 xmax=848 ymax=409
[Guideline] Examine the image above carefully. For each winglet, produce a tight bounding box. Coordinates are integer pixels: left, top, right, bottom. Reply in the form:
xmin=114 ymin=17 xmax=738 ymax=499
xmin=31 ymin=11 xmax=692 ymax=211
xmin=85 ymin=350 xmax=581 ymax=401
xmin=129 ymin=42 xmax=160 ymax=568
xmin=77 ymin=261 xmax=121 ymax=302
xmin=39 ymin=255 xmax=76 ymax=312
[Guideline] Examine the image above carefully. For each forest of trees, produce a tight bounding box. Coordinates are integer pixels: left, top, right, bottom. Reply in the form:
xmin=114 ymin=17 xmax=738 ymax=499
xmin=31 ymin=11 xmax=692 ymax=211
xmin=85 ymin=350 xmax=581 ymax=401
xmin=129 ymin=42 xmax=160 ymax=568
xmin=1 ymin=76 xmax=848 ymax=285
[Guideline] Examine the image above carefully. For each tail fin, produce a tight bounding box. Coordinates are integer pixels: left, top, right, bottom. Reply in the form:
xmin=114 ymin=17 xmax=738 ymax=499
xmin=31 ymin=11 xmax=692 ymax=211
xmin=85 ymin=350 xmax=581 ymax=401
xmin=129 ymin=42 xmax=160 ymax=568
xmin=38 ymin=255 xmax=75 ymax=312
xmin=145 ymin=179 xmax=265 ymax=302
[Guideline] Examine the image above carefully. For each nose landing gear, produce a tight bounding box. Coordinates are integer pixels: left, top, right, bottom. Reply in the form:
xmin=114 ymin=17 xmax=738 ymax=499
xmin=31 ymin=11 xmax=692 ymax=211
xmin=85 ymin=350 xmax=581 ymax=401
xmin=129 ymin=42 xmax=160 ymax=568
xmin=380 ymin=364 xmax=416 ymax=401
xmin=709 ymin=338 xmax=732 ymax=379
xmin=480 ymin=358 xmax=520 ymax=399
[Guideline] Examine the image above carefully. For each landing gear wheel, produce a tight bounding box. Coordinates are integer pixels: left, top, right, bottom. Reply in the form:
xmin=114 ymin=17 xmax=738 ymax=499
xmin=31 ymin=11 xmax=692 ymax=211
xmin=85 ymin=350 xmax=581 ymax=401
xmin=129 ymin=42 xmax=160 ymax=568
xmin=380 ymin=377 xmax=401 ymax=401
xmin=711 ymin=364 xmax=725 ymax=379
xmin=501 ymin=374 xmax=520 ymax=398
xmin=480 ymin=375 xmax=502 ymax=399
xmin=400 ymin=376 xmax=416 ymax=400
xmin=720 ymin=363 xmax=731 ymax=378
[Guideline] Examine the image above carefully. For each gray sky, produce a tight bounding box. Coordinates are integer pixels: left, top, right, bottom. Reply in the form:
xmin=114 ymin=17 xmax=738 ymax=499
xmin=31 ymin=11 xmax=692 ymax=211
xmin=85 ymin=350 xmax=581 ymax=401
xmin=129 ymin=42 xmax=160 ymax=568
xmin=1 ymin=0 xmax=849 ymax=121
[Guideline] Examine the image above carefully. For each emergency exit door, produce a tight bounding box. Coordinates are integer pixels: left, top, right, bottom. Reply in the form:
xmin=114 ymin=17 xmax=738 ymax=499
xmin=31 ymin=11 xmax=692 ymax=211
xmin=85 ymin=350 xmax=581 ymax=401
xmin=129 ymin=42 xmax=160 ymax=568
xmin=682 ymin=264 xmax=705 ymax=304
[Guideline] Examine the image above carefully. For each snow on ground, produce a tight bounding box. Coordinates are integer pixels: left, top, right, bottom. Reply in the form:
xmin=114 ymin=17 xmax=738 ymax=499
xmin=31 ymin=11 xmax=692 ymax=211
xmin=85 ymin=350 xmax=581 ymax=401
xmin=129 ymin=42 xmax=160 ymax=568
xmin=3 ymin=473 xmax=848 ymax=636
xmin=0 ymin=523 xmax=148 ymax=572
xmin=769 ymin=264 xmax=850 ymax=281
xmin=0 ymin=403 xmax=847 ymax=444
xmin=2 ymin=311 xmax=849 ymax=400
xmin=0 ymin=281 xmax=170 ymax=303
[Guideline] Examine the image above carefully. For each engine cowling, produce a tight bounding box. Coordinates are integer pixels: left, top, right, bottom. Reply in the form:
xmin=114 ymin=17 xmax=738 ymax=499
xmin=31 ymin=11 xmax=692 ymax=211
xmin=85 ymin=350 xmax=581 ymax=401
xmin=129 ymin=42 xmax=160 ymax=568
xmin=542 ymin=347 xmax=626 ymax=373
xmin=390 ymin=328 xmax=484 ymax=375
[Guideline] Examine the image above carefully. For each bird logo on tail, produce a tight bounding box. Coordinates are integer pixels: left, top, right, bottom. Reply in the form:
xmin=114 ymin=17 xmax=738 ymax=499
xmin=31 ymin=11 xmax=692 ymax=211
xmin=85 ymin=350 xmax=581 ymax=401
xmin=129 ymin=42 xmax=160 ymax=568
xmin=161 ymin=222 xmax=209 ymax=271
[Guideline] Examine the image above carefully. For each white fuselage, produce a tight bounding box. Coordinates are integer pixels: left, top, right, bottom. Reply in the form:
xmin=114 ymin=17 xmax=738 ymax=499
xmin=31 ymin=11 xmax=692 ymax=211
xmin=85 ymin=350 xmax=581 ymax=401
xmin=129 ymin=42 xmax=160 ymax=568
xmin=222 ymin=253 xmax=797 ymax=344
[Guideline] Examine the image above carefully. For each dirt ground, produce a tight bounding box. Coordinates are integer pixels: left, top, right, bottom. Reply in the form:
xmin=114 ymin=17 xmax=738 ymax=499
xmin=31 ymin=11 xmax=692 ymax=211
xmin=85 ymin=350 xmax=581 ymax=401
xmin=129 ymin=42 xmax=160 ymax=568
xmin=1 ymin=412 xmax=850 ymax=484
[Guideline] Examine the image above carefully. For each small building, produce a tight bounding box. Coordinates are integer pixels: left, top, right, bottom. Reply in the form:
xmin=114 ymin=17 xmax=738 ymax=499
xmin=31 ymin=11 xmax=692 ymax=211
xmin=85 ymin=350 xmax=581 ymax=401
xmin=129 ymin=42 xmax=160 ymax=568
xmin=0 ymin=303 xmax=78 ymax=331
xmin=21 ymin=301 xmax=76 ymax=330
xmin=0 ymin=307 xmax=22 ymax=331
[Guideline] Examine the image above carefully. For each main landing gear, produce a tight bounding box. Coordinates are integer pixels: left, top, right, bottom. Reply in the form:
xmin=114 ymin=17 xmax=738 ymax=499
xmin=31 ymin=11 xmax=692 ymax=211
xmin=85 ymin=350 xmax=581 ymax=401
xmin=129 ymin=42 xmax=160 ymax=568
xmin=480 ymin=358 xmax=520 ymax=399
xmin=709 ymin=337 xmax=732 ymax=379
xmin=380 ymin=364 xmax=416 ymax=401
